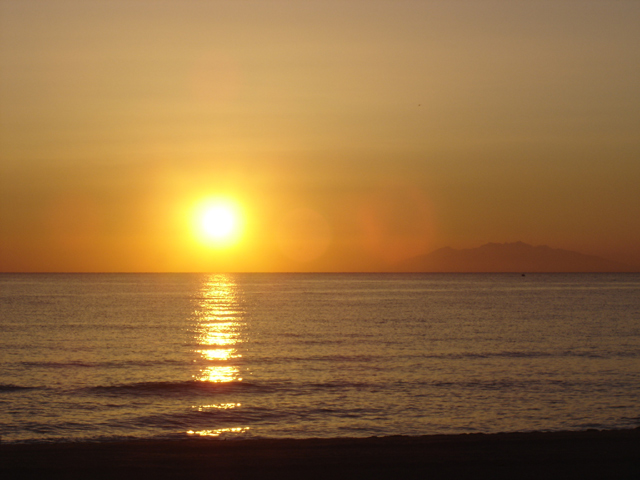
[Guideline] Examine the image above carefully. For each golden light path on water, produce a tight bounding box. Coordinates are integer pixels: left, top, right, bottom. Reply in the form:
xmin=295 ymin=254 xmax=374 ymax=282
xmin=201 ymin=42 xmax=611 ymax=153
xmin=187 ymin=427 xmax=251 ymax=437
xmin=189 ymin=274 xmax=248 ymax=437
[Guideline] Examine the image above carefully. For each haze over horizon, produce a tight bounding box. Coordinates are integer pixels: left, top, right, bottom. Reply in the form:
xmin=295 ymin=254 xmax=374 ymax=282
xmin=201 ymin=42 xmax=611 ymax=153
xmin=1 ymin=1 xmax=639 ymax=272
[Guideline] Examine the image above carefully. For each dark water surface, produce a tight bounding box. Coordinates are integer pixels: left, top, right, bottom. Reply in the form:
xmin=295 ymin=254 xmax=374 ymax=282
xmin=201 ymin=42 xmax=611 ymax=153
xmin=1 ymin=273 xmax=639 ymax=443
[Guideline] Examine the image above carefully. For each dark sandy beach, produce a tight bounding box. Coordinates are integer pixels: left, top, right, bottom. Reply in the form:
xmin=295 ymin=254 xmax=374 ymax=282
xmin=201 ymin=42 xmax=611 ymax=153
xmin=2 ymin=429 xmax=640 ymax=479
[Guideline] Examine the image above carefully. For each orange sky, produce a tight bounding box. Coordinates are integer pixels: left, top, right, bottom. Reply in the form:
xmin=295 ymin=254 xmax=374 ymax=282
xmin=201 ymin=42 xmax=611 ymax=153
xmin=1 ymin=0 xmax=639 ymax=272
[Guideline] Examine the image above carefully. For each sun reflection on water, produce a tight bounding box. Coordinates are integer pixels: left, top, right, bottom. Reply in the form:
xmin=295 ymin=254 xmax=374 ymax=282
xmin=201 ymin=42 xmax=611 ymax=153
xmin=190 ymin=274 xmax=249 ymax=437
xmin=192 ymin=403 xmax=241 ymax=411
xmin=192 ymin=274 xmax=244 ymax=384
xmin=187 ymin=427 xmax=250 ymax=437
xmin=196 ymin=348 xmax=240 ymax=361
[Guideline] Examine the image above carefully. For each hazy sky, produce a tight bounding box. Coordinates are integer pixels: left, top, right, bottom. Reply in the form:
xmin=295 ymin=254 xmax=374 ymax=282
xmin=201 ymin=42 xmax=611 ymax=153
xmin=1 ymin=0 xmax=639 ymax=272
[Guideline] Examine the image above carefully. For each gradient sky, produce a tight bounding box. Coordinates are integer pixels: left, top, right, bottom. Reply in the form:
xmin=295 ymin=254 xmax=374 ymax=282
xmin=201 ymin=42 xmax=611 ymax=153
xmin=1 ymin=0 xmax=639 ymax=272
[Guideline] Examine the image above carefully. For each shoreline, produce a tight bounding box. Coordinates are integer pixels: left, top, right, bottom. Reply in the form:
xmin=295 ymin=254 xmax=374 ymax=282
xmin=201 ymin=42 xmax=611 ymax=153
xmin=3 ymin=429 xmax=640 ymax=479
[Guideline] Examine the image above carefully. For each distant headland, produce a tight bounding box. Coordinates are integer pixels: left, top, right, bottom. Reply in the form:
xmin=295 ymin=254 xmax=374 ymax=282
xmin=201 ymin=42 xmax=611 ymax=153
xmin=398 ymin=242 xmax=634 ymax=273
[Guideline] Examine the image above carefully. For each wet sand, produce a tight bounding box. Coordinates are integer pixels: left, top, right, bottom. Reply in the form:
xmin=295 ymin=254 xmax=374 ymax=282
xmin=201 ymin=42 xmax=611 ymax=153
xmin=2 ymin=429 xmax=640 ymax=479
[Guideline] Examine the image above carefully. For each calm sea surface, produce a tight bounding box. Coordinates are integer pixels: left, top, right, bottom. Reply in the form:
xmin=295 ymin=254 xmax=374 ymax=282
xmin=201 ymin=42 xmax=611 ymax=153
xmin=1 ymin=273 xmax=639 ymax=443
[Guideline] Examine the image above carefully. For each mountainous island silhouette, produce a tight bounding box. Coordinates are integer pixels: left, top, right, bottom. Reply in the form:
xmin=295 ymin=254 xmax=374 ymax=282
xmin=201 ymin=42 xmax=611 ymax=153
xmin=398 ymin=242 xmax=631 ymax=272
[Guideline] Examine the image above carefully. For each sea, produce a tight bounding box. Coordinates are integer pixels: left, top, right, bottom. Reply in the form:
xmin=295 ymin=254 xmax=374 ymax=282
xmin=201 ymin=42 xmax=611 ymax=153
xmin=1 ymin=273 xmax=639 ymax=443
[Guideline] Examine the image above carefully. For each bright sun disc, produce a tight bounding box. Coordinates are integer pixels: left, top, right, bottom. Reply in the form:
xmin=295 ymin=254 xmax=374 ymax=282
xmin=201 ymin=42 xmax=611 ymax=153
xmin=199 ymin=203 xmax=240 ymax=244
xmin=203 ymin=207 xmax=234 ymax=238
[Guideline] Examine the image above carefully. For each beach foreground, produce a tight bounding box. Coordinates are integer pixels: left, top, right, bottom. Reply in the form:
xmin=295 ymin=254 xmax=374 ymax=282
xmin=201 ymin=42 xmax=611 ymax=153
xmin=2 ymin=429 xmax=640 ymax=479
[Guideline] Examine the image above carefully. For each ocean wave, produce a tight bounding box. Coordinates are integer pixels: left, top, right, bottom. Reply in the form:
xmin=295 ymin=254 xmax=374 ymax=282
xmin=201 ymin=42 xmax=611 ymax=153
xmin=0 ymin=384 xmax=38 ymax=392
xmin=424 ymin=351 xmax=621 ymax=360
xmin=18 ymin=359 xmax=185 ymax=368
xmin=125 ymin=403 xmax=385 ymax=433
xmin=85 ymin=380 xmax=264 ymax=396
xmin=257 ymin=377 xmax=613 ymax=392
xmin=248 ymin=350 xmax=637 ymax=365
xmin=424 ymin=377 xmax=613 ymax=390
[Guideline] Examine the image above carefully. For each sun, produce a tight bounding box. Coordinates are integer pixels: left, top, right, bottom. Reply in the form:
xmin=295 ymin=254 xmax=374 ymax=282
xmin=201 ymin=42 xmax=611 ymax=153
xmin=202 ymin=206 xmax=235 ymax=239
xmin=196 ymin=201 xmax=241 ymax=246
